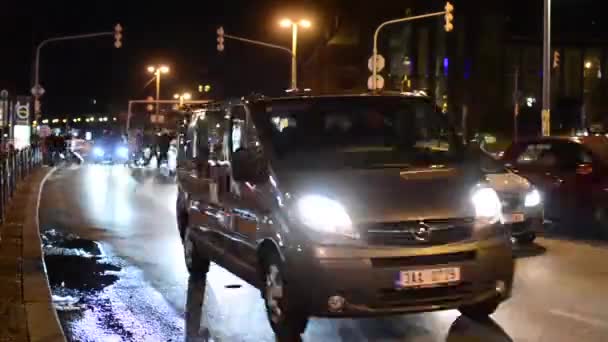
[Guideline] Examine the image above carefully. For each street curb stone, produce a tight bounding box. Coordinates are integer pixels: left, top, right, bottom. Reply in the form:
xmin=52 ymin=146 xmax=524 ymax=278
xmin=21 ymin=167 xmax=66 ymax=342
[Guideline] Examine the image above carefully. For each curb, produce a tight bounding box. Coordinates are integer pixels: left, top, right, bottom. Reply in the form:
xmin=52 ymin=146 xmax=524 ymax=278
xmin=21 ymin=166 xmax=66 ymax=342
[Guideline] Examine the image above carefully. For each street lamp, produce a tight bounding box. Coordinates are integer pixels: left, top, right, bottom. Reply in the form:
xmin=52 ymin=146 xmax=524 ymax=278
xmin=147 ymin=65 xmax=170 ymax=116
xmin=279 ymin=17 xmax=311 ymax=90
xmin=173 ymin=92 xmax=192 ymax=106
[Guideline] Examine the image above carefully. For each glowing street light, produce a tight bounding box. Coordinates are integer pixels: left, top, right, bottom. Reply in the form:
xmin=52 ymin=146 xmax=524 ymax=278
xmin=299 ymin=19 xmax=312 ymax=28
xmin=147 ymin=64 xmax=170 ymax=116
xmin=278 ymin=17 xmax=312 ymax=90
xmin=174 ymin=92 xmax=192 ymax=106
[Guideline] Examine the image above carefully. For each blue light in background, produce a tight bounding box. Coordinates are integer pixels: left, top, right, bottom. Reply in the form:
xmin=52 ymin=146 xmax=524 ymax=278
xmin=443 ymin=57 xmax=449 ymax=76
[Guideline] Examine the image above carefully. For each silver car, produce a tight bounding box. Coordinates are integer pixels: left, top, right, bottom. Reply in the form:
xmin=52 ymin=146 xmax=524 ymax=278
xmin=487 ymin=172 xmax=544 ymax=243
xmin=176 ymin=94 xmax=515 ymax=340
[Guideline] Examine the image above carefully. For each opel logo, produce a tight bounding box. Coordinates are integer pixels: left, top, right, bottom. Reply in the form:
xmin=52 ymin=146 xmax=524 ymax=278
xmin=413 ymin=222 xmax=432 ymax=242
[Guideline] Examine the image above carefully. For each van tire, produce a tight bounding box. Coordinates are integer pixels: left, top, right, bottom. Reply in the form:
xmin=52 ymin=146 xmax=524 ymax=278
xmin=261 ymin=251 xmax=308 ymax=341
xmin=515 ymin=232 xmax=536 ymax=244
xmin=459 ymin=298 xmax=499 ymax=319
xmin=184 ymin=229 xmax=209 ymax=276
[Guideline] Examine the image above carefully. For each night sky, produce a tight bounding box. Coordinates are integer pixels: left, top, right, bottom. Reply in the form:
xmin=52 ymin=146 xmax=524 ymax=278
xmin=1 ymin=1 xmax=330 ymax=116
xmin=1 ymin=0 xmax=606 ymax=116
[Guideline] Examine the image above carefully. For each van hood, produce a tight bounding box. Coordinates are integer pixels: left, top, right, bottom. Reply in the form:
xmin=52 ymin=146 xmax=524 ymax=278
xmin=279 ymin=166 xmax=482 ymax=224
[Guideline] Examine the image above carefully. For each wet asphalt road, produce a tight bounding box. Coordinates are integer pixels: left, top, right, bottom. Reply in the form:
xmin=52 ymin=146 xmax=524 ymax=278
xmin=39 ymin=164 xmax=608 ymax=342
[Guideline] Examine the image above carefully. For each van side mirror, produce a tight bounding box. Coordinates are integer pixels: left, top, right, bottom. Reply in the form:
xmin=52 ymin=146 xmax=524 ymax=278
xmin=232 ymin=148 xmax=268 ymax=184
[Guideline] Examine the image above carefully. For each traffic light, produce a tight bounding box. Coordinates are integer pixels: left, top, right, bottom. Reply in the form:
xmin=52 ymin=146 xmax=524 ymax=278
xmin=444 ymin=2 xmax=454 ymax=32
xmin=553 ymin=50 xmax=561 ymax=69
xmin=217 ymin=26 xmax=225 ymax=52
xmin=114 ymin=23 xmax=123 ymax=48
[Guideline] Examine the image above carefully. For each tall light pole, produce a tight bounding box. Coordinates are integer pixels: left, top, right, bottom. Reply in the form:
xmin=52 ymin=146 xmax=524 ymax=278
xmin=541 ymin=0 xmax=551 ymax=136
xmin=32 ymin=24 xmax=123 ymax=119
xmin=279 ymin=18 xmax=311 ymax=90
xmin=173 ymin=92 xmax=192 ymax=107
xmin=147 ymin=65 xmax=169 ymax=116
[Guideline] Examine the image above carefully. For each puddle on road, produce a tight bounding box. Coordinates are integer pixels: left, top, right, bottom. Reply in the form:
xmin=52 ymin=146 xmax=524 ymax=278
xmin=41 ymin=229 xmax=185 ymax=342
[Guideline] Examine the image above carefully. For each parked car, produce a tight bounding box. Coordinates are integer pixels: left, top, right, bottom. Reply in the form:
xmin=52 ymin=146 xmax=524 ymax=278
xmin=469 ymin=135 xmax=544 ymax=244
xmin=502 ymin=136 xmax=608 ymax=238
xmin=486 ymin=172 xmax=543 ymax=243
xmin=176 ymin=94 xmax=514 ymax=340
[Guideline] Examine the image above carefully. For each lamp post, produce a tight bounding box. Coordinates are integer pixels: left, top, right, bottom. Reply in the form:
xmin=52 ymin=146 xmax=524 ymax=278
xmin=279 ymin=18 xmax=311 ymax=90
xmin=147 ymin=65 xmax=170 ymax=116
xmin=173 ymin=92 xmax=192 ymax=107
xmin=541 ymin=0 xmax=551 ymax=136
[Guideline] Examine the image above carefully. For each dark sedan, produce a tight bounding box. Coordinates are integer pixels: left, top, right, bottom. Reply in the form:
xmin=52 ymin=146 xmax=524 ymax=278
xmin=502 ymin=136 xmax=608 ymax=238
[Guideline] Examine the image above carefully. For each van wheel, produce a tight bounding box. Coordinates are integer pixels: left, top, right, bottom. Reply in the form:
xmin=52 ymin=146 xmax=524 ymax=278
xmin=515 ymin=232 xmax=536 ymax=244
xmin=459 ymin=298 xmax=499 ymax=319
xmin=184 ymin=229 xmax=209 ymax=276
xmin=262 ymin=252 xmax=308 ymax=341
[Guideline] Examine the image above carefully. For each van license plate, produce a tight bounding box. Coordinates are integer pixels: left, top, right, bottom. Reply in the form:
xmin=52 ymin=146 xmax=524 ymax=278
xmin=397 ymin=267 xmax=461 ymax=288
xmin=506 ymin=213 xmax=525 ymax=223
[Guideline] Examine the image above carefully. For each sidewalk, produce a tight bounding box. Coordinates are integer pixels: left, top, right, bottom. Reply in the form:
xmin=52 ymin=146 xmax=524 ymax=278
xmin=0 ymin=167 xmax=65 ymax=342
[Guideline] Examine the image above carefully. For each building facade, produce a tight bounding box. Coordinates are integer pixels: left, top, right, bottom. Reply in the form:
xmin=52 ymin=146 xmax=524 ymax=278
xmin=302 ymin=0 xmax=607 ymax=138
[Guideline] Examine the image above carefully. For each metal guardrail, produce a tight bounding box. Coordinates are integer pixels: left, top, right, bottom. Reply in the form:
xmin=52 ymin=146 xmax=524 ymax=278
xmin=0 ymin=146 xmax=43 ymax=224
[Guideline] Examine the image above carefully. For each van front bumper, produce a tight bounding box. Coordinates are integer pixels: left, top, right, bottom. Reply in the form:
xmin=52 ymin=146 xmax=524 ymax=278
xmin=283 ymin=237 xmax=514 ymax=317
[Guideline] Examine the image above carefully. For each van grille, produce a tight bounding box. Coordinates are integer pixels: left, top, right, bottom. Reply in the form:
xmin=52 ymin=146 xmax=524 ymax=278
xmin=370 ymin=251 xmax=476 ymax=268
xmin=361 ymin=218 xmax=474 ymax=246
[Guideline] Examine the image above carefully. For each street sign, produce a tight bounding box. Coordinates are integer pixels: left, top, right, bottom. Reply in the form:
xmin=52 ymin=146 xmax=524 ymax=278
xmin=17 ymin=104 xmax=29 ymax=120
xmin=31 ymin=84 xmax=45 ymax=97
xmin=367 ymin=74 xmax=385 ymax=90
xmin=368 ymin=54 xmax=385 ymax=73
xmin=15 ymin=98 xmax=31 ymax=125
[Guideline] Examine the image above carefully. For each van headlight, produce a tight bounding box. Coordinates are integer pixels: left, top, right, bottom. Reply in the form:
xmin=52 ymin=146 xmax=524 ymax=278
xmin=471 ymin=187 xmax=502 ymax=224
xmin=524 ymin=189 xmax=541 ymax=207
xmin=296 ymin=195 xmax=358 ymax=239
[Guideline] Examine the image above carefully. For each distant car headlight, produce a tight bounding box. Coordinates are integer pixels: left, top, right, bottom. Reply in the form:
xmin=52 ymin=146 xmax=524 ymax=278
xmin=296 ymin=195 xmax=358 ymax=239
xmin=525 ymin=189 xmax=541 ymax=207
xmin=471 ymin=187 xmax=502 ymax=224
xmin=116 ymin=146 xmax=129 ymax=159
xmin=93 ymin=147 xmax=104 ymax=157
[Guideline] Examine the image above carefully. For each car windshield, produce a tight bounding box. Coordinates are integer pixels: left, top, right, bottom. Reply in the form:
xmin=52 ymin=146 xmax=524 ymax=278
xmin=254 ymin=96 xmax=464 ymax=170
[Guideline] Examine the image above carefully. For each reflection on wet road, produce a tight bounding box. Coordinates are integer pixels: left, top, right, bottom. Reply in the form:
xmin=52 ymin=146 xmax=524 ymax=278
xmin=39 ymin=164 xmax=608 ymax=341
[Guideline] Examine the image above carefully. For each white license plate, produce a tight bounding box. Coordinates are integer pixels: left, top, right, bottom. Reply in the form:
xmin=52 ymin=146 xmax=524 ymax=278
xmin=506 ymin=213 xmax=525 ymax=223
xmin=396 ymin=267 xmax=461 ymax=288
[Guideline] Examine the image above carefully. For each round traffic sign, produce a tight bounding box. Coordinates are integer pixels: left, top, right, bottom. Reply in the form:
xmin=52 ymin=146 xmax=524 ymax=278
xmin=367 ymin=74 xmax=385 ymax=90
xmin=368 ymin=54 xmax=385 ymax=73
xmin=16 ymin=104 xmax=29 ymax=120
xmin=31 ymin=84 xmax=45 ymax=97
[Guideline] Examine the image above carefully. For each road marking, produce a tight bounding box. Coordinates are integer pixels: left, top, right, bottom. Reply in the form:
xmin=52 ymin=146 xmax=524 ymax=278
xmin=549 ymin=309 xmax=608 ymax=330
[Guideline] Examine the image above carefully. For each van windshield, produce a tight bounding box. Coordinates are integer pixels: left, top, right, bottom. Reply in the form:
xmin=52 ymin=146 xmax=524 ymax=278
xmin=255 ymin=96 xmax=465 ymax=170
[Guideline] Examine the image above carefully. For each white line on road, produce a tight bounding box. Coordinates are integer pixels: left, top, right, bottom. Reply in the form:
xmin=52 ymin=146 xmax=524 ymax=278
xmin=549 ymin=309 xmax=608 ymax=330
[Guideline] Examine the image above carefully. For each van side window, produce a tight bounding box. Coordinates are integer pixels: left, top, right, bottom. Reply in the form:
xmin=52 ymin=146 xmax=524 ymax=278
xmin=207 ymin=110 xmax=228 ymax=162
xmin=231 ymin=106 xmax=247 ymax=152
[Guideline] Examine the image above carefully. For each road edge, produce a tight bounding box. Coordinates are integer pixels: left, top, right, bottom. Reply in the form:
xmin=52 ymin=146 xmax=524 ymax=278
xmin=22 ymin=166 xmax=66 ymax=342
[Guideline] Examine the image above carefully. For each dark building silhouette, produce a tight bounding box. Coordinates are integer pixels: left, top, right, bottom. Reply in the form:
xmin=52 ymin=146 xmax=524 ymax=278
xmin=302 ymin=0 xmax=608 ymax=138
